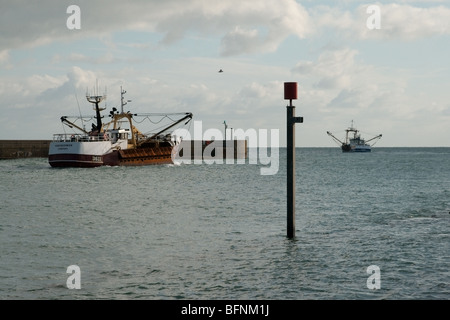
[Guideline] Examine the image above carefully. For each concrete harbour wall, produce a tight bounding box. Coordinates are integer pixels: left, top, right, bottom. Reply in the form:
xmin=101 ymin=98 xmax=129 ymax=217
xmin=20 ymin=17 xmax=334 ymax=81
xmin=0 ymin=140 xmax=51 ymax=159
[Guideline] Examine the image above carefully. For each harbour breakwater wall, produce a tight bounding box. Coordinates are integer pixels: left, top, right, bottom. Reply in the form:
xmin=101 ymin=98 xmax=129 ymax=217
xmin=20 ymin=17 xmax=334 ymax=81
xmin=0 ymin=140 xmax=51 ymax=159
xmin=0 ymin=140 xmax=247 ymax=160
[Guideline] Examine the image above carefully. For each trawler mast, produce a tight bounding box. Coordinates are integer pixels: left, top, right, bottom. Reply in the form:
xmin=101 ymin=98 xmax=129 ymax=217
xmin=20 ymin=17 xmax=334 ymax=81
xmin=86 ymin=93 xmax=106 ymax=134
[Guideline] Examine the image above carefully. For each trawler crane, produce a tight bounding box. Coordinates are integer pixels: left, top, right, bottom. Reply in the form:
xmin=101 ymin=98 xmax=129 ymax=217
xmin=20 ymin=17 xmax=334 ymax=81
xmin=60 ymin=116 xmax=90 ymax=135
xmin=327 ymin=131 xmax=345 ymax=146
xmin=365 ymin=134 xmax=383 ymax=144
xmin=138 ymin=112 xmax=193 ymax=146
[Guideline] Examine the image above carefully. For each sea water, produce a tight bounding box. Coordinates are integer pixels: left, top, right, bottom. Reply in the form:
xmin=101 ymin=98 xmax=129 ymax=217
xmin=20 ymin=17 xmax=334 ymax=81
xmin=0 ymin=148 xmax=449 ymax=300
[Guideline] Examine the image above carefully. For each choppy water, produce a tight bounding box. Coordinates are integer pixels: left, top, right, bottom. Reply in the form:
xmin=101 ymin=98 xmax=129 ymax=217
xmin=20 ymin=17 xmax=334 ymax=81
xmin=0 ymin=148 xmax=449 ymax=300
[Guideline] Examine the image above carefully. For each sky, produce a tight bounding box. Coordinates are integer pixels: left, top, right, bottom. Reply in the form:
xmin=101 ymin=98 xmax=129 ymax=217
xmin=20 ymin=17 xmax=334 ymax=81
xmin=1 ymin=0 xmax=450 ymax=147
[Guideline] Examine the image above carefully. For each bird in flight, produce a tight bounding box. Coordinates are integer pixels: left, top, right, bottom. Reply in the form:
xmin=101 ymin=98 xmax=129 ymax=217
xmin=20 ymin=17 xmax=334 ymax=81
xmin=218 ymin=69 xmax=223 ymax=73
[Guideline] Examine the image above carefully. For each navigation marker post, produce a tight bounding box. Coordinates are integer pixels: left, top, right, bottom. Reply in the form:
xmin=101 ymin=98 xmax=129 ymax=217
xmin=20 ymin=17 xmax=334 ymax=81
xmin=284 ymin=82 xmax=303 ymax=239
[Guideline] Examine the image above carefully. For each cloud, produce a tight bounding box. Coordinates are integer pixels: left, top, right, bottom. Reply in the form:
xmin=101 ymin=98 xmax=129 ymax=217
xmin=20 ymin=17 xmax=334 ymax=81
xmin=292 ymin=48 xmax=360 ymax=91
xmin=0 ymin=49 xmax=13 ymax=69
xmin=0 ymin=50 xmax=9 ymax=63
xmin=67 ymin=52 xmax=117 ymax=65
xmin=1 ymin=0 xmax=312 ymax=57
xmin=36 ymin=67 xmax=101 ymax=103
xmin=0 ymin=66 xmax=101 ymax=112
xmin=220 ymin=27 xmax=261 ymax=56
xmin=220 ymin=0 xmax=312 ymax=55
xmin=2 ymin=1 xmax=449 ymax=58
xmin=291 ymin=47 xmax=412 ymax=120
xmin=361 ymin=3 xmax=450 ymax=40
xmin=312 ymin=3 xmax=450 ymax=41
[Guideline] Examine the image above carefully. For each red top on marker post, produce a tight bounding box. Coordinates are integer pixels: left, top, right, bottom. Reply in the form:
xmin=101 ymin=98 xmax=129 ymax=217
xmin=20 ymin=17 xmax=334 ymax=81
xmin=284 ymin=82 xmax=297 ymax=101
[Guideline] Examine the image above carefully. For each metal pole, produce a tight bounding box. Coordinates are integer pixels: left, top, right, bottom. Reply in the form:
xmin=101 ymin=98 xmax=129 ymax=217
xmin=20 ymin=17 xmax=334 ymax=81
xmin=284 ymin=82 xmax=302 ymax=239
xmin=223 ymin=121 xmax=228 ymax=140
xmin=287 ymin=100 xmax=295 ymax=239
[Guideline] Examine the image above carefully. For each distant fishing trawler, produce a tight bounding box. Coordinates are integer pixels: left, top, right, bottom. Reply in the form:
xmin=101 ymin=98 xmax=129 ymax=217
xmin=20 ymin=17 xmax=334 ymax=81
xmin=327 ymin=121 xmax=382 ymax=152
xmin=48 ymin=86 xmax=192 ymax=167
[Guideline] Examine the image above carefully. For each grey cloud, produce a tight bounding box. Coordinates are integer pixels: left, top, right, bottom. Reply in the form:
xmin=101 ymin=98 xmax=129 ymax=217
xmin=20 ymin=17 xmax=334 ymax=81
xmin=1 ymin=0 xmax=312 ymax=57
xmin=2 ymin=1 xmax=449 ymax=58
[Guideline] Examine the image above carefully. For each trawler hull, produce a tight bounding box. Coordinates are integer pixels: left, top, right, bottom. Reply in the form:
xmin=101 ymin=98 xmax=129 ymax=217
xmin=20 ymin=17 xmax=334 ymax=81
xmin=341 ymin=144 xmax=371 ymax=152
xmin=48 ymin=141 xmax=176 ymax=168
xmin=48 ymin=150 xmax=120 ymax=167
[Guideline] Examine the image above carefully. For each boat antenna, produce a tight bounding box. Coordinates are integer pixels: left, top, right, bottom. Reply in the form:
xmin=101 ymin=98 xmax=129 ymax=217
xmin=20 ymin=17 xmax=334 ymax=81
xmin=75 ymin=93 xmax=85 ymax=132
xmin=104 ymin=86 xmax=108 ymax=109
xmin=120 ymin=86 xmax=132 ymax=113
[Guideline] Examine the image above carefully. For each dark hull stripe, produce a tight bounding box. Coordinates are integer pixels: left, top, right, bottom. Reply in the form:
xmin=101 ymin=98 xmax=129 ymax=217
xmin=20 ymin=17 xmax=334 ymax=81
xmin=49 ymin=152 xmax=173 ymax=168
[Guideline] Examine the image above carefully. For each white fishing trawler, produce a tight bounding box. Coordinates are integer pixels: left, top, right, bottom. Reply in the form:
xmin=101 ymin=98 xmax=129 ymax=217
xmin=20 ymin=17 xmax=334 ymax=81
xmin=48 ymin=87 xmax=192 ymax=167
xmin=327 ymin=121 xmax=382 ymax=152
